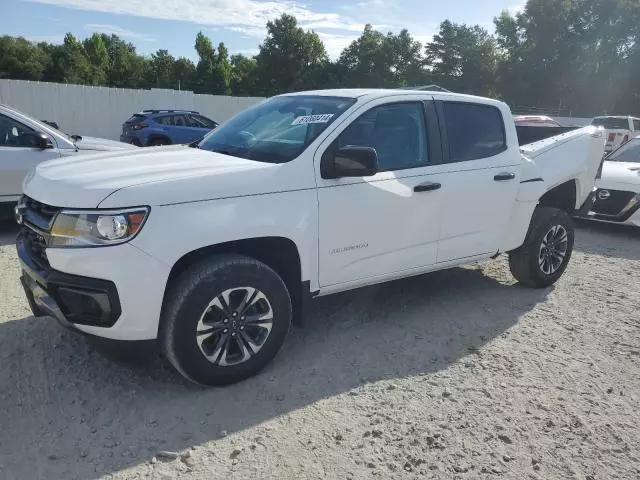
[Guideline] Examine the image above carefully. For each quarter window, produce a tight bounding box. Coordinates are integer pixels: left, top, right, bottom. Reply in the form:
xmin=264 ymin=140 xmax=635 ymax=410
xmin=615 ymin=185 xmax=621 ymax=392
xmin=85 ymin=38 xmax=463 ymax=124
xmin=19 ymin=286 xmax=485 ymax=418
xmin=633 ymin=119 xmax=640 ymax=131
xmin=442 ymin=102 xmax=507 ymax=162
xmin=334 ymin=102 xmax=428 ymax=171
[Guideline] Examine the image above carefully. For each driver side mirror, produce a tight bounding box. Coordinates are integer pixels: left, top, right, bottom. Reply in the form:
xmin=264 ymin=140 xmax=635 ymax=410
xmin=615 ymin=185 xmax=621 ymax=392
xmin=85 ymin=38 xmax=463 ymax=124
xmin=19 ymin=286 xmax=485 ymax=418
xmin=321 ymin=146 xmax=379 ymax=179
xmin=34 ymin=132 xmax=54 ymax=150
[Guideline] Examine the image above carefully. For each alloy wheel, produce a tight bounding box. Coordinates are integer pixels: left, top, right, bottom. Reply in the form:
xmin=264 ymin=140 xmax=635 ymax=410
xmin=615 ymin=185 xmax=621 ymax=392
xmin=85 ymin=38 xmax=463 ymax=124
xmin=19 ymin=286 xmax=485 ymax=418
xmin=196 ymin=287 xmax=274 ymax=366
xmin=538 ymin=225 xmax=569 ymax=275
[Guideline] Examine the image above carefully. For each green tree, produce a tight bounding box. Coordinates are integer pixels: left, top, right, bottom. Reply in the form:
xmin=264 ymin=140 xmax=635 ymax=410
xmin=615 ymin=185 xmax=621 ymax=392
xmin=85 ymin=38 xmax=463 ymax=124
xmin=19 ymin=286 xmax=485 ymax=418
xmin=254 ymin=14 xmax=328 ymax=95
xmin=425 ymin=20 xmax=498 ymax=96
xmin=82 ymin=33 xmax=109 ymax=85
xmin=230 ymin=54 xmax=257 ymax=96
xmin=0 ymin=36 xmax=51 ymax=80
xmin=149 ymin=49 xmax=176 ymax=88
xmin=173 ymin=57 xmax=196 ymax=91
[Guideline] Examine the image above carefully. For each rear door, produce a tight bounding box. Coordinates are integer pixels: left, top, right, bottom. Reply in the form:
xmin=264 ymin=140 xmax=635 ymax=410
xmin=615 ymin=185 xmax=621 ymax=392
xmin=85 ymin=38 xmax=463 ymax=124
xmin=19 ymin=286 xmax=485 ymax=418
xmin=432 ymin=97 xmax=522 ymax=263
xmin=0 ymin=113 xmax=61 ymax=202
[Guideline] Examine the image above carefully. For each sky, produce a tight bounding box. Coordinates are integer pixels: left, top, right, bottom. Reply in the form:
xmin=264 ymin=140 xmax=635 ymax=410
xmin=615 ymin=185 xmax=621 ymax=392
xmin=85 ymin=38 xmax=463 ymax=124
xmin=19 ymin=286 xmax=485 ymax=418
xmin=4 ymin=0 xmax=525 ymax=60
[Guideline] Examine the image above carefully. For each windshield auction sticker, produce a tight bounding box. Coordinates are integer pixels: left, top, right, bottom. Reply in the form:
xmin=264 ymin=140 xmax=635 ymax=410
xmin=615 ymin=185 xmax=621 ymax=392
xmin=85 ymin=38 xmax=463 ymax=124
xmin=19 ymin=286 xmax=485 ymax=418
xmin=291 ymin=114 xmax=334 ymax=125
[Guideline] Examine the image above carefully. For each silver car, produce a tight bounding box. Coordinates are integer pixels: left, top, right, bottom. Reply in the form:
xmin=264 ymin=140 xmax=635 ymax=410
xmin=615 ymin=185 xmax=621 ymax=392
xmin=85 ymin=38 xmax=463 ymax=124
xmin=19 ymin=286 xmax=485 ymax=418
xmin=0 ymin=104 xmax=137 ymax=218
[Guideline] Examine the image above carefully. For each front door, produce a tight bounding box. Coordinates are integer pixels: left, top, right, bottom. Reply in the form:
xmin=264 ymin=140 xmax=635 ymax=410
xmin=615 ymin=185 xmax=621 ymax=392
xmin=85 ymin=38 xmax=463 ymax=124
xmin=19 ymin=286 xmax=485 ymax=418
xmin=0 ymin=113 xmax=60 ymax=202
xmin=315 ymin=99 xmax=444 ymax=288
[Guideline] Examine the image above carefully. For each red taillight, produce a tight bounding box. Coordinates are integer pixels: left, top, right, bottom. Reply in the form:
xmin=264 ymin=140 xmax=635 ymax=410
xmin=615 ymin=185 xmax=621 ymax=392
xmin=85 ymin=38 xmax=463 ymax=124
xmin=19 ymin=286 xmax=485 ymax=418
xmin=132 ymin=123 xmax=148 ymax=130
xmin=608 ymin=133 xmax=616 ymax=142
xmin=622 ymin=134 xmax=629 ymax=145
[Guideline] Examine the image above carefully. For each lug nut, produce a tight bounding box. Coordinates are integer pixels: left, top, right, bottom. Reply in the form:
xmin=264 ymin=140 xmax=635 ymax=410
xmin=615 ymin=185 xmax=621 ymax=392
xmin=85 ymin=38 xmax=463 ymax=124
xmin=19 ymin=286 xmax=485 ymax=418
xmin=240 ymin=326 xmax=245 ymax=331
xmin=223 ymin=318 xmax=229 ymax=324
xmin=240 ymin=316 xmax=245 ymax=321
xmin=223 ymin=328 xmax=229 ymax=333
xmin=232 ymin=312 xmax=237 ymax=317
xmin=231 ymin=332 xmax=236 ymax=337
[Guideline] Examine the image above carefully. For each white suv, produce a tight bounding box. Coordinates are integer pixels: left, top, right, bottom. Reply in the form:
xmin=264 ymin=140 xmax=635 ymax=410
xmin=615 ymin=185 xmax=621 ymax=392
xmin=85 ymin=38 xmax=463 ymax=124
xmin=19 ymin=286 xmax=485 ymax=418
xmin=15 ymin=89 xmax=605 ymax=385
xmin=0 ymin=104 xmax=136 ymax=217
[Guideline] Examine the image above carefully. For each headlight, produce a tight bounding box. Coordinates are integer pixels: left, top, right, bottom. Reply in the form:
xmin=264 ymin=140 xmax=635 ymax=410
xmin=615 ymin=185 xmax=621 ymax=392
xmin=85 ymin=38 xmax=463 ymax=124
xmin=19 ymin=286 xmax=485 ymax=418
xmin=49 ymin=208 xmax=149 ymax=248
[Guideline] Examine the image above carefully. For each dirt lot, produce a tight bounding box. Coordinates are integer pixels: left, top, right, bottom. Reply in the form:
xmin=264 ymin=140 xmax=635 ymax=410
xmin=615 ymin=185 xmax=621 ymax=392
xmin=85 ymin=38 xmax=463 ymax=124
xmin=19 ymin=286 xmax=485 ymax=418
xmin=0 ymin=220 xmax=639 ymax=480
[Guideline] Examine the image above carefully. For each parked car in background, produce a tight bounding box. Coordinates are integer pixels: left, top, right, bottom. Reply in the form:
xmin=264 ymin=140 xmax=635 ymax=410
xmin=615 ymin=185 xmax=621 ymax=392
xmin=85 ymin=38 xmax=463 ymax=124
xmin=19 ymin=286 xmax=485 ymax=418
xmin=16 ymin=89 xmax=604 ymax=385
xmin=0 ymin=103 xmax=137 ymax=219
xmin=591 ymin=115 xmax=640 ymax=154
xmin=120 ymin=110 xmax=219 ymax=147
xmin=583 ymin=135 xmax=640 ymax=227
xmin=514 ymin=115 xmax=562 ymax=127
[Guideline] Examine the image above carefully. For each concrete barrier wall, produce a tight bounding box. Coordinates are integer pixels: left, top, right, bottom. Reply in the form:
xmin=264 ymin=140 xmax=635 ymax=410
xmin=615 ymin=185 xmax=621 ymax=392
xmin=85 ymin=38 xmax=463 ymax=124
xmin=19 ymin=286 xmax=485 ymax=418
xmin=0 ymin=80 xmax=265 ymax=141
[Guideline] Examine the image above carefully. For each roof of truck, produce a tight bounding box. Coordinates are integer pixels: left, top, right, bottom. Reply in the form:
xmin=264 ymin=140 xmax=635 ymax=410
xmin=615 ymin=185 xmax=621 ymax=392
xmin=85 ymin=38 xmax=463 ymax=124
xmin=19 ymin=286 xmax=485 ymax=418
xmin=279 ymin=88 xmax=505 ymax=107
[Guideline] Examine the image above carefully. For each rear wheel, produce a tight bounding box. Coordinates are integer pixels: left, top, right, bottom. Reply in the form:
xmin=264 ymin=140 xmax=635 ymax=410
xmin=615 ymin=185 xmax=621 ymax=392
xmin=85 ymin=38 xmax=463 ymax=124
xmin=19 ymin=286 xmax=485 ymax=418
xmin=508 ymin=206 xmax=575 ymax=288
xmin=161 ymin=255 xmax=292 ymax=385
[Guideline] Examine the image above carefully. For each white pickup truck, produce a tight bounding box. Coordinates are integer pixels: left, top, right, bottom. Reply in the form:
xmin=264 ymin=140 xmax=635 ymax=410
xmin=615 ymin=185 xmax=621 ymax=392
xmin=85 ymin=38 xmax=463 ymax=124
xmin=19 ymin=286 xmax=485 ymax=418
xmin=15 ymin=89 xmax=605 ymax=385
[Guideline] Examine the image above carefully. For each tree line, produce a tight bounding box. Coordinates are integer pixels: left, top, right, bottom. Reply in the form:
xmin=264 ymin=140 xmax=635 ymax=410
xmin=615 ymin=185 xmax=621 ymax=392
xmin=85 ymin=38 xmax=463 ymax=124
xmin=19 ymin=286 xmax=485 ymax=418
xmin=1 ymin=0 xmax=639 ymax=117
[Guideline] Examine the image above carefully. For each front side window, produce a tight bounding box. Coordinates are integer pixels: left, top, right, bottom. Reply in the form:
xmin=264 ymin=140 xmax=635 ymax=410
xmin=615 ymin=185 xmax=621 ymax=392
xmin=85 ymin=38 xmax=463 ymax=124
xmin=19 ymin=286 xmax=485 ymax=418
xmin=0 ymin=113 xmax=37 ymax=148
xmin=197 ymin=95 xmax=355 ymax=164
xmin=334 ymin=102 xmax=428 ymax=171
xmin=608 ymin=138 xmax=640 ymax=163
xmin=442 ymin=102 xmax=507 ymax=162
xmin=190 ymin=114 xmax=217 ymax=129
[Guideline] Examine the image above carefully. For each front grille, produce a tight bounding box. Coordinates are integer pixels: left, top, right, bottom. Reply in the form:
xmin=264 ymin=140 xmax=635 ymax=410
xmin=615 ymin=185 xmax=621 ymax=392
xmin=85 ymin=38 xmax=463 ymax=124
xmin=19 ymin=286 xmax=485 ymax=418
xmin=23 ymin=227 xmax=50 ymax=267
xmin=592 ymin=189 xmax=636 ymax=216
xmin=22 ymin=196 xmax=61 ymax=232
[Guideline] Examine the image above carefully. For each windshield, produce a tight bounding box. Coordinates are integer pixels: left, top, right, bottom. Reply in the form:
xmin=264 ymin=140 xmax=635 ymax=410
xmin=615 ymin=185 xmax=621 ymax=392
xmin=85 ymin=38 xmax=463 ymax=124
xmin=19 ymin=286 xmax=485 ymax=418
xmin=608 ymin=138 xmax=640 ymax=163
xmin=196 ymin=95 xmax=355 ymax=163
xmin=592 ymin=117 xmax=629 ymax=130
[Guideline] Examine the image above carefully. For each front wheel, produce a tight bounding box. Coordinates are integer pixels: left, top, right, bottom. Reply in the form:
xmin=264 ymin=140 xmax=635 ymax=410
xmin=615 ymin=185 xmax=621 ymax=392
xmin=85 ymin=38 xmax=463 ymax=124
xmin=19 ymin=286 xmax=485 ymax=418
xmin=161 ymin=255 xmax=292 ymax=385
xmin=508 ymin=206 xmax=575 ymax=288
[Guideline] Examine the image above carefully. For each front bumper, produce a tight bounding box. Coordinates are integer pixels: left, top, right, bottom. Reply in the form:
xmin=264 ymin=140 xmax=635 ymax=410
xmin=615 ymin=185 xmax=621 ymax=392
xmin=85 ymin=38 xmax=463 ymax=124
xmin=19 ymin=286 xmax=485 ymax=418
xmin=18 ymin=232 xmax=121 ymax=328
xmin=17 ymin=228 xmax=170 ymax=340
xmin=578 ymin=189 xmax=640 ymax=227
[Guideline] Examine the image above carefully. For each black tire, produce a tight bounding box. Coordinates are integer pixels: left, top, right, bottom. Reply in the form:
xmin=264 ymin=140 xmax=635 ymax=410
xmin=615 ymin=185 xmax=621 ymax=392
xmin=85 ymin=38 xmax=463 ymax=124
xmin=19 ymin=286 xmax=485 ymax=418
xmin=508 ymin=206 xmax=575 ymax=288
xmin=148 ymin=138 xmax=169 ymax=146
xmin=160 ymin=254 xmax=292 ymax=386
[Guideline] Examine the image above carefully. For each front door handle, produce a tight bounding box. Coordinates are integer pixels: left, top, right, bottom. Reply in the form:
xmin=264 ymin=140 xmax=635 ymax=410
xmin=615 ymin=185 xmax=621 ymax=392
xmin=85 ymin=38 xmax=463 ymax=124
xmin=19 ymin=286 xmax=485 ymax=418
xmin=414 ymin=182 xmax=442 ymax=192
xmin=494 ymin=172 xmax=516 ymax=181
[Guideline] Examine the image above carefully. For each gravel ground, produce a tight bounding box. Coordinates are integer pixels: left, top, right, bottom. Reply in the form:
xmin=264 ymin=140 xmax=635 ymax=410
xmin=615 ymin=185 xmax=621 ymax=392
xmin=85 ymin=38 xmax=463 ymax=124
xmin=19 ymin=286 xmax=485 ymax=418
xmin=0 ymin=220 xmax=639 ymax=480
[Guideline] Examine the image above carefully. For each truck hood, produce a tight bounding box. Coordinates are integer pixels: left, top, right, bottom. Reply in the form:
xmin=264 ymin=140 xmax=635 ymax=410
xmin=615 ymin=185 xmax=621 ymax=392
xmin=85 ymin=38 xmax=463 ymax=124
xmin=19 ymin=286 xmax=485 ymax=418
xmin=597 ymin=161 xmax=640 ymax=191
xmin=23 ymin=145 xmax=301 ymax=208
xmin=74 ymin=135 xmax=138 ymax=151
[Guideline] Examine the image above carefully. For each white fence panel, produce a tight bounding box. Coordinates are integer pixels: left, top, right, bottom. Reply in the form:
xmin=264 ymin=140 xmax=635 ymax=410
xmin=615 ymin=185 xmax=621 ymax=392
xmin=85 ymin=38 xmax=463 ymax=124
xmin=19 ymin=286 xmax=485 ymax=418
xmin=0 ymin=80 xmax=264 ymax=140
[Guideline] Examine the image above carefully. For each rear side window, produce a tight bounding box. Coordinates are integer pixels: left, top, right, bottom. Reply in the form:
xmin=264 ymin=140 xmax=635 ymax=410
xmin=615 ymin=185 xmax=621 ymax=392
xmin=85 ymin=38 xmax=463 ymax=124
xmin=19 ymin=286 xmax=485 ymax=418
xmin=633 ymin=119 xmax=640 ymax=131
xmin=442 ymin=102 xmax=506 ymax=162
xmin=592 ymin=117 xmax=630 ymax=130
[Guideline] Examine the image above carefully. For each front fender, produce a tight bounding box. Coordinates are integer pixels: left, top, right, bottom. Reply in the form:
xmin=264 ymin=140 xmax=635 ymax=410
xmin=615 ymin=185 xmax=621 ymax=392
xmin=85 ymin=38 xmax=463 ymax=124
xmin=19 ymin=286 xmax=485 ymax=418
xmin=130 ymin=190 xmax=319 ymax=291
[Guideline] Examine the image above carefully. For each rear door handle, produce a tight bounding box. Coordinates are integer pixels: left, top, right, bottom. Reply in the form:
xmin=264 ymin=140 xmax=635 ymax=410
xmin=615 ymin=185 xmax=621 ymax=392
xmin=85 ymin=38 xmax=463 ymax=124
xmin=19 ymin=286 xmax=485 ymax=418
xmin=494 ymin=172 xmax=516 ymax=181
xmin=414 ymin=182 xmax=442 ymax=192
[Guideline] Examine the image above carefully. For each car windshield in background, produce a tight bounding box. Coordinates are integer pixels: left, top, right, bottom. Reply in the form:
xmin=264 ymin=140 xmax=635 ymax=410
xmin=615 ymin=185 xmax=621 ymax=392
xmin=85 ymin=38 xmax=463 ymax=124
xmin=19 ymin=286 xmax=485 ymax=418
xmin=608 ymin=138 xmax=640 ymax=163
xmin=592 ymin=117 xmax=629 ymax=129
xmin=197 ymin=95 xmax=355 ymax=163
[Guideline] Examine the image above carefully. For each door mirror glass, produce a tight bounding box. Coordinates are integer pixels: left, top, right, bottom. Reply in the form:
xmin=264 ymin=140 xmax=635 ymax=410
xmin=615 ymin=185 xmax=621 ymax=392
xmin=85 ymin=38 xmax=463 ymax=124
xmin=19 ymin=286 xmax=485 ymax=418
xmin=34 ymin=132 xmax=54 ymax=149
xmin=323 ymin=146 xmax=379 ymax=178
